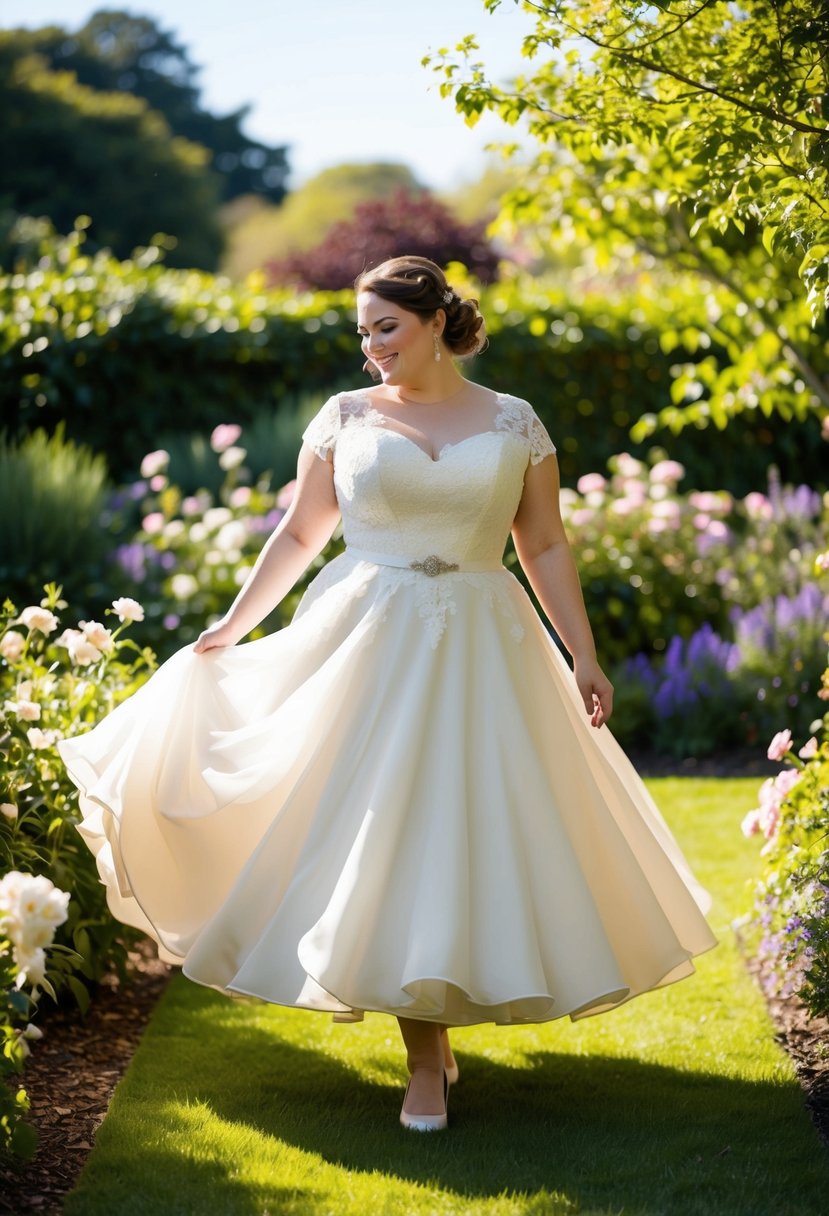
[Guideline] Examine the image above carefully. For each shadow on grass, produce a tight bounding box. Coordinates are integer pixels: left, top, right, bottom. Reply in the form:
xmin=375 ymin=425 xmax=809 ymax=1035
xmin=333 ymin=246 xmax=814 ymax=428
xmin=67 ymin=1002 xmax=829 ymax=1216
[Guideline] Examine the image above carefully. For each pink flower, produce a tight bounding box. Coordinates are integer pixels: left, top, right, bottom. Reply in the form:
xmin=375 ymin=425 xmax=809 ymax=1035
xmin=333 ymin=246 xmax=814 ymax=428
xmin=649 ymin=459 xmax=685 ymax=484
xmin=774 ymin=768 xmax=801 ymax=799
xmin=767 ymin=729 xmax=793 ymax=761
xmin=210 ymin=424 xmax=242 ymax=453
xmin=741 ymin=809 xmax=762 ymax=838
xmin=689 ymin=491 xmax=730 ymax=514
xmin=798 ymin=736 xmax=819 ymax=760
xmin=614 ymin=453 xmax=645 ymax=478
xmin=79 ymin=620 xmax=114 ymax=653
xmin=693 ymin=513 xmax=711 ymax=530
xmin=743 ymin=492 xmax=772 ymax=520
xmin=570 ymin=508 xmax=596 ymax=527
xmin=139 ymin=449 xmax=169 ymax=479
xmin=142 ymin=513 xmax=164 ymax=535
xmin=577 ymin=473 xmax=607 ymax=495
xmin=815 ymin=551 xmax=829 ymax=574
xmin=229 ymin=486 xmax=252 ymax=508
xmin=276 ymin=481 xmax=296 ymax=510
xmin=610 ymin=497 xmax=640 ymax=517
xmin=651 ymin=500 xmax=681 ymax=522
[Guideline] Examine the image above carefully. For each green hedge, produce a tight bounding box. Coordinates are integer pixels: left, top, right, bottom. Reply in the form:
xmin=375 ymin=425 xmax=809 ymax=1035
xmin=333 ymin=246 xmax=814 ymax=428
xmin=1 ymin=219 xmax=824 ymax=491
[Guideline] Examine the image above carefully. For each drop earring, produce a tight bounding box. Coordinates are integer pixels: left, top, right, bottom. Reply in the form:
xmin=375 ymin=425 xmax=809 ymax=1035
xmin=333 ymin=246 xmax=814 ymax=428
xmin=433 ymin=333 xmax=441 ymax=362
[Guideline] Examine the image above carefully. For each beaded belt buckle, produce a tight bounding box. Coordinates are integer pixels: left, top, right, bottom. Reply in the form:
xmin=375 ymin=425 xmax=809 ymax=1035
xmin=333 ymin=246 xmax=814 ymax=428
xmin=409 ymin=554 xmax=460 ymax=577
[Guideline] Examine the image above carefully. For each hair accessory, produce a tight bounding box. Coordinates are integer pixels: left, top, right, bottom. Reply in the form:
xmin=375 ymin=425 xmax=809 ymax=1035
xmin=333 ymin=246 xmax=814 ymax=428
xmin=442 ymin=289 xmax=453 ymax=305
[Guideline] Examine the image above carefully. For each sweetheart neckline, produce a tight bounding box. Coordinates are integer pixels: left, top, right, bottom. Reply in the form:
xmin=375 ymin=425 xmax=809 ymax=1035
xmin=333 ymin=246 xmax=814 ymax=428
xmin=375 ymin=427 xmax=509 ymax=464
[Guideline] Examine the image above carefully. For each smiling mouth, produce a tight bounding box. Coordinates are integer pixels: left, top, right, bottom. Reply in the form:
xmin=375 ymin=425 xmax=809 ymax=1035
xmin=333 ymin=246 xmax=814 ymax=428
xmin=373 ymin=353 xmax=397 ymax=371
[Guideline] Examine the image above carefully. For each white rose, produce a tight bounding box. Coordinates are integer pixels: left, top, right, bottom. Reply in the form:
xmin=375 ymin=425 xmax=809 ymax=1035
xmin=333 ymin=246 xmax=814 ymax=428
xmin=0 ymin=803 xmax=18 ymax=820
xmin=111 ymin=597 xmax=145 ymax=623
xmin=79 ymin=620 xmax=114 ymax=653
xmin=0 ymin=631 xmax=25 ymax=661
xmin=218 ymin=446 xmax=246 ymax=471
xmin=170 ymin=574 xmax=199 ymax=600
xmin=68 ymin=636 xmax=103 ymax=666
xmin=19 ymin=607 xmax=59 ymax=635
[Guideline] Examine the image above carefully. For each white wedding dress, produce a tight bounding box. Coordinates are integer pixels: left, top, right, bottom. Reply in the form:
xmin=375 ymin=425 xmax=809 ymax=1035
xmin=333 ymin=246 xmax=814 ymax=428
xmin=59 ymin=390 xmax=717 ymax=1026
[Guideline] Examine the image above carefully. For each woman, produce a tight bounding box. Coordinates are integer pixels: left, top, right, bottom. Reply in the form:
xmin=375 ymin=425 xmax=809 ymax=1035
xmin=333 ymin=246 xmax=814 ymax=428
xmin=59 ymin=255 xmax=717 ymax=1133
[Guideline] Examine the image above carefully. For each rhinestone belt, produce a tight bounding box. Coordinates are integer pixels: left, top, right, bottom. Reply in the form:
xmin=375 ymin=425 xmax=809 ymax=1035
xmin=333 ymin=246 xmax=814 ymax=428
xmin=345 ymin=547 xmax=503 ymax=575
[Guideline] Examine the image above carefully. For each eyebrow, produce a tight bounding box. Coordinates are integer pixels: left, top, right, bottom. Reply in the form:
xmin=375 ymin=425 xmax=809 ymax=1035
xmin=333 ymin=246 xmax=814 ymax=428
xmin=356 ymin=316 xmax=397 ymax=330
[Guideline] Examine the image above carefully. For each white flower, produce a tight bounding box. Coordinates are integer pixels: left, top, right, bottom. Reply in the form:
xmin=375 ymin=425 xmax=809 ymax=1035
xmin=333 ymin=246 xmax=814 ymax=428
xmin=0 ymin=871 xmax=70 ymax=988
xmin=26 ymin=727 xmax=51 ymax=749
xmin=767 ymin=729 xmax=793 ymax=762
xmin=111 ymin=596 xmax=145 ymax=623
xmin=1 ymin=803 xmax=18 ymax=820
xmin=170 ymin=573 xmax=199 ymax=600
xmin=798 ymin=737 xmax=819 ymax=760
xmin=218 ymin=445 xmax=246 ymax=471
xmin=67 ymin=636 xmax=103 ymax=666
xmin=23 ymin=1022 xmax=43 ymax=1041
xmin=203 ymin=507 xmax=232 ymax=531
xmin=139 ymin=449 xmax=170 ymax=478
xmin=215 ymin=521 xmax=248 ymax=552
xmin=229 ymin=486 xmax=251 ymax=508
xmin=614 ymin=453 xmax=645 ymax=479
xmin=79 ymin=620 xmax=114 ymax=653
xmin=19 ymin=606 xmax=58 ymax=635
xmin=4 ymin=698 xmax=41 ymax=722
xmin=0 ymin=630 xmax=26 ymax=661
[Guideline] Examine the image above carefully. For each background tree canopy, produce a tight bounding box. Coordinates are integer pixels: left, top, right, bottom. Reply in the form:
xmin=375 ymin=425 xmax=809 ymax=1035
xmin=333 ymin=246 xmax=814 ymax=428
xmin=0 ymin=10 xmax=290 ymax=269
xmin=428 ymin=0 xmax=829 ymax=435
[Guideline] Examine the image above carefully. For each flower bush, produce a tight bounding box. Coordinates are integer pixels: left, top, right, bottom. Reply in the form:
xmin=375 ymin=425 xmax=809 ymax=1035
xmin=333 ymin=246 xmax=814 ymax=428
xmin=551 ymin=454 xmax=829 ymax=754
xmin=107 ymin=429 xmax=341 ymax=657
xmin=0 ymin=585 xmax=155 ymax=1008
xmin=737 ymin=576 xmax=829 ymax=1021
xmin=1 ymin=870 xmax=70 ymax=1158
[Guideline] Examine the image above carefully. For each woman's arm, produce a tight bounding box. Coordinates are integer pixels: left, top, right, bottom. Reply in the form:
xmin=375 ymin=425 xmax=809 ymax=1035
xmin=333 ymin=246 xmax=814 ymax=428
xmin=511 ymin=453 xmax=614 ymax=727
xmin=193 ymin=444 xmax=340 ymax=652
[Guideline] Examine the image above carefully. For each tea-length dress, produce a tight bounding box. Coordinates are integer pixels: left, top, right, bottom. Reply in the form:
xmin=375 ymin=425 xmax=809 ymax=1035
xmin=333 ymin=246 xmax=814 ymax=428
xmin=59 ymin=390 xmax=717 ymax=1026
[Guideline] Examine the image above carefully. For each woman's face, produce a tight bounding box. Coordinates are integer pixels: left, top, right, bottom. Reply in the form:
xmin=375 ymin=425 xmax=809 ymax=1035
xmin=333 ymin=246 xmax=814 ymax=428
xmin=356 ymin=291 xmax=438 ymax=386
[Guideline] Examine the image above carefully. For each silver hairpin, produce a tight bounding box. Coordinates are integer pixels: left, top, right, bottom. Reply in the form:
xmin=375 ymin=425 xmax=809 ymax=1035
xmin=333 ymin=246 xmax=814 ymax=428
xmin=442 ymin=289 xmax=453 ymax=304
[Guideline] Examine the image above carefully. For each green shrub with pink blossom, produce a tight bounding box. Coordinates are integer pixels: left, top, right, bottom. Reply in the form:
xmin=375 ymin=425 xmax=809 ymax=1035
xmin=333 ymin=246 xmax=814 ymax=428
xmin=737 ymin=666 xmax=829 ymax=1022
xmin=551 ymin=454 xmax=829 ymax=754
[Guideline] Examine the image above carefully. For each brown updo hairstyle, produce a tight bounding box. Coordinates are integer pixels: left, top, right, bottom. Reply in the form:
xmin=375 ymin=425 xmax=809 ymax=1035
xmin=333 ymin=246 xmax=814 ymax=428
xmin=354 ymin=255 xmax=487 ymax=359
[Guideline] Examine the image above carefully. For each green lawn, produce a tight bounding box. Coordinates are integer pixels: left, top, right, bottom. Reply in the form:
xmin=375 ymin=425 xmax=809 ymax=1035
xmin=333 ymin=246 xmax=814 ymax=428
xmin=63 ymin=779 xmax=829 ymax=1216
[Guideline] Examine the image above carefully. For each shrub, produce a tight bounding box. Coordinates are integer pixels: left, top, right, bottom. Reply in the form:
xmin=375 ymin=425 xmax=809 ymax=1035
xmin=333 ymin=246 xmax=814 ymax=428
xmin=0 ymin=584 xmax=155 ymax=1009
xmin=266 ymin=189 xmax=500 ymax=289
xmin=0 ymin=427 xmax=111 ymax=616
xmin=737 ymin=620 xmax=829 ymax=1021
xmin=3 ymin=217 xmax=825 ymax=492
xmin=1 ymin=870 xmax=70 ymax=1159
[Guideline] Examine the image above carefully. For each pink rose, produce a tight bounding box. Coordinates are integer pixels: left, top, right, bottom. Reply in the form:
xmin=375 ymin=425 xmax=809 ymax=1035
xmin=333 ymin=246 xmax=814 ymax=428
xmin=210 ymin=424 xmax=242 ymax=453
xmin=139 ymin=449 xmax=169 ymax=478
xmin=767 ymin=729 xmax=793 ymax=761
xmin=577 ymin=473 xmax=607 ymax=495
xmin=741 ymin=809 xmax=762 ymax=838
xmin=649 ymin=459 xmax=685 ymax=484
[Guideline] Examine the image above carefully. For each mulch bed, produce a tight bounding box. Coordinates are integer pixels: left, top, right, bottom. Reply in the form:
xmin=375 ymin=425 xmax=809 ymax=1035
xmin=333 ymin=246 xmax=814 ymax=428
xmin=0 ymin=942 xmax=171 ymax=1216
xmin=1 ymin=752 xmax=824 ymax=1213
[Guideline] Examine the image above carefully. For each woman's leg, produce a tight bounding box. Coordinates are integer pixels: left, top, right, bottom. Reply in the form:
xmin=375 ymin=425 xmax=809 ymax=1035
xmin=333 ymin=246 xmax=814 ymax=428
xmin=439 ymin=1025 xmax=458 ymax=1080
xmin=397 ymin=1017 xmax=446 ymax=1115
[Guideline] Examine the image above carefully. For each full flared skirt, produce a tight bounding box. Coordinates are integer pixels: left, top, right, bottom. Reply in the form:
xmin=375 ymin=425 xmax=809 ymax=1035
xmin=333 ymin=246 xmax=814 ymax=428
xmin=58 ymin=556 xmax=717 ymax=1026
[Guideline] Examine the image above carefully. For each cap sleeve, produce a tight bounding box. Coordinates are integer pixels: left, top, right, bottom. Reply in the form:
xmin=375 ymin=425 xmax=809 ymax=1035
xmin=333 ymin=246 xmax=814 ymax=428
xmin=302 ymin=395 xmax=340 ymax=460
xmin=528 ymin=408 xmax=556 ymax=465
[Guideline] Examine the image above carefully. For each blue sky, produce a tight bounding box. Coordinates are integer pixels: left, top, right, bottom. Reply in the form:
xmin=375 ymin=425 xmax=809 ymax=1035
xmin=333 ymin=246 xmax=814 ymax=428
xmin=4 ymin=0 xmax=536 ymax=189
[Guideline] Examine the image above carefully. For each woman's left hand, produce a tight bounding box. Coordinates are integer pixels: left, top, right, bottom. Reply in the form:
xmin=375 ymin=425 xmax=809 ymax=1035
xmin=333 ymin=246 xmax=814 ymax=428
xmin=574 ymin=658 xmax=614 ymax=728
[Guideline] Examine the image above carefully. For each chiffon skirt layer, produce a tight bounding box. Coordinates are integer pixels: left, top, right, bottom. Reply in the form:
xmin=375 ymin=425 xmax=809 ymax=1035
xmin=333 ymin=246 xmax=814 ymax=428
xmin=58 ymin=555 xmax=717 ymax=1026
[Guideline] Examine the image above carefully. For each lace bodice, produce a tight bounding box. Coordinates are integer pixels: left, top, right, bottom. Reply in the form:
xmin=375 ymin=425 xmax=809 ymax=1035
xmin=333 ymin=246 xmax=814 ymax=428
xmin=302 ymin=390 xmax=556 ymax=564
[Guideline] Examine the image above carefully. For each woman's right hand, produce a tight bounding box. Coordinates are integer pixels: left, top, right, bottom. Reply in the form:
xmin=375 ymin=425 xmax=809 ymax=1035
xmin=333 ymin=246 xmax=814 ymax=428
xmin=193 ymin=618 xmax=241 ymax=654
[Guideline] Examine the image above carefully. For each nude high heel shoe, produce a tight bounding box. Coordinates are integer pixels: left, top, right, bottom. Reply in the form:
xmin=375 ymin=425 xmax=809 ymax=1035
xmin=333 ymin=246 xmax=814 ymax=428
xmin=399 ymin=1071 xmax=449 ymax=1132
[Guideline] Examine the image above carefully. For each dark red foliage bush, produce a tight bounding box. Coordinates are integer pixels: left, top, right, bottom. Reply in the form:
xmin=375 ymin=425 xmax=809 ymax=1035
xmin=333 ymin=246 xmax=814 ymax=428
xmin=266 ymin=189 xmax=500 ymax=289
